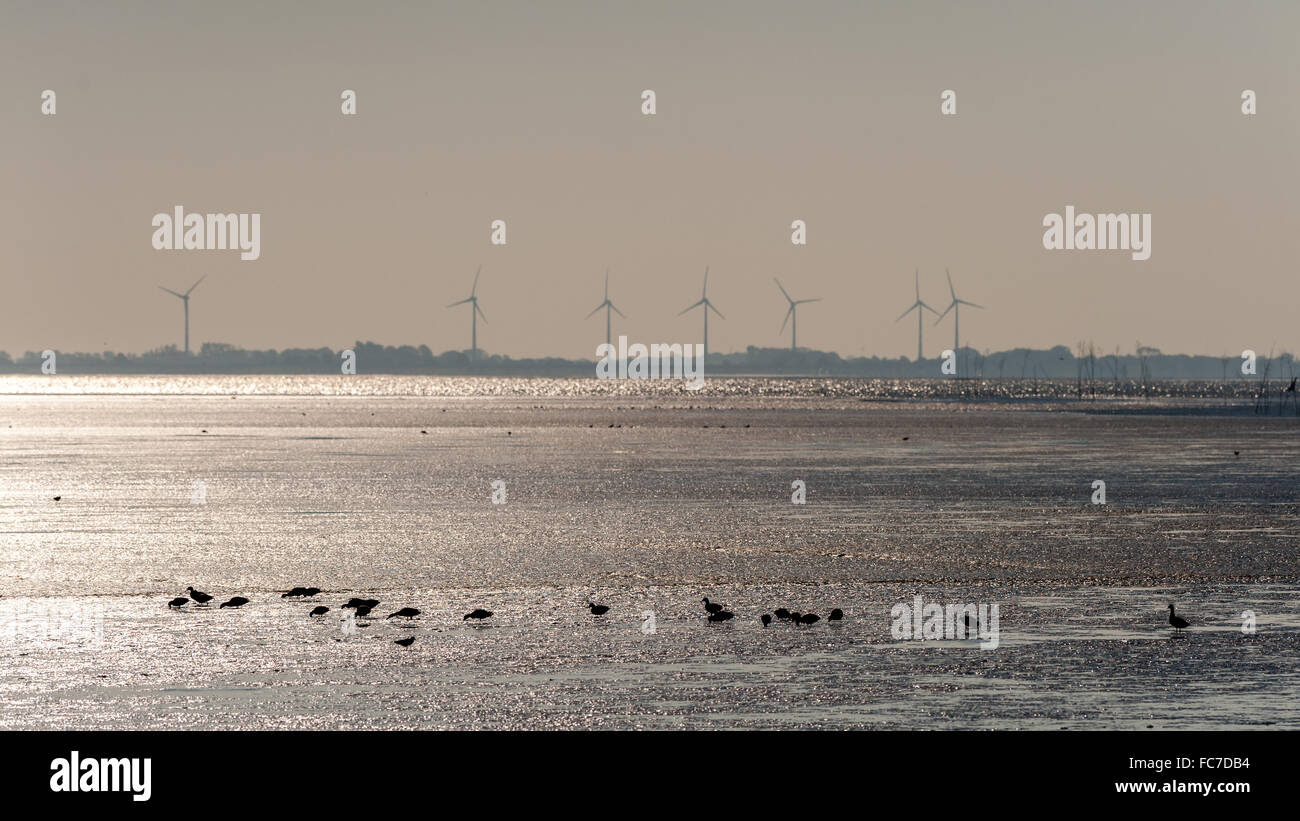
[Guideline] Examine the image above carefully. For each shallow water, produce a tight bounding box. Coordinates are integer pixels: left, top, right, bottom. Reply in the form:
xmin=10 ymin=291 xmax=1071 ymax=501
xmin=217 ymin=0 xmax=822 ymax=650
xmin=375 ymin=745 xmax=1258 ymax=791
xmin=1 ymin=377 xmax=1297 ymax=729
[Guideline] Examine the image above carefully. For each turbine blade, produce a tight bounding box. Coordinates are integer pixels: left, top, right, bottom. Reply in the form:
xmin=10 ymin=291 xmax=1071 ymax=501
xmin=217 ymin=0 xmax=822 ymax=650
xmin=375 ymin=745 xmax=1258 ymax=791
xmin=959 ymin=299 xmax=984 ymax=309
xmin=797 ymin=298 xmax=821 ymax=304
xmin=946 ymin=268 xmax=956 ymax=301
xmin=702 ymin=266 xmax=709 ymax=297
xmin=706 ymin=300 xmax=725 ymax=319
xmin=935 ymin=303 xmax=954 ymax=324
xmin=586 ymin=303 xmax=605 ymax=319
xmin=447 ymin=298 xmax=472 ymax=308
xmin=610 ymin=303 xmax=626 ymax=319
xmin=475 ymin=302 xmax=487 ymax=322
xmin=678 ymin=298 xmax=705 ymax=316
xmin=185 ymin=274 xmax=207 ymax=297
xmin=774 ymin=277 xmax=793 ymax=303
xmin=159 ymin=286 xmax=184 ymax=298
xmin=471 ymin=265 xmax=481 ymax=297
xmin=895 ymin=305 xmax=915 ymax=322
xmin=780 ymin=306 xmax=793 ymax=333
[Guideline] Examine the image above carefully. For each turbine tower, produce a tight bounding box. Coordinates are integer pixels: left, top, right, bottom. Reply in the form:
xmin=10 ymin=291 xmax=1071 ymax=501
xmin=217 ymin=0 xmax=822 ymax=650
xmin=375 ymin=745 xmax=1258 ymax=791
xmin=158 ymin=275 xmax=206 ymax=355
xmin=934 ymin=267 xmax=984 ymax=355
xmin=774 ymin=278 xmax=821 ymax=351
xmin=447 ymin=266 xmax=487 ymax=362
xmin=678 ymin=266 xmax=724 ymax=358
xmin=895 ymin=268 xmax=939 ymax=361
xmin=586 ymin=269 xmax=625 ymax=347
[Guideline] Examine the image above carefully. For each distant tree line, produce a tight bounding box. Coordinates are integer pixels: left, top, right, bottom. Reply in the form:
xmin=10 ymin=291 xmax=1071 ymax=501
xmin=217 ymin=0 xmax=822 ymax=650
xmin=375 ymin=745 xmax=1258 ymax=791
xmin=0 ymin=341 xmax=1293 ymax=381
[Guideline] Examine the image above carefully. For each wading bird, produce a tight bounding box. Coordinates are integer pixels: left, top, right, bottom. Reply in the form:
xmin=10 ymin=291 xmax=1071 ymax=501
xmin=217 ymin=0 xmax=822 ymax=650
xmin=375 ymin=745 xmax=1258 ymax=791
xmin=707 ymin=610 xmax=734 ymax=623
xmin=464 ymin=608 xmax=493 ymax=621
xmin=219 ymin=596 xmax=249 ymax=609
xmin=828 ymin=609 xmax=844 ymax=621
xmin=394 ymin=637 xmax=415 ymax=648
xmin=760 ymin=614 xmax=772 ymax=627
xmin=586 ymin=600 xmax=610 ymax=616
xmin=309 ymin=606 xmax=330 ymax=617
xmin=186 ymin=586 xmax=213 ymax=604
xmin=1168 ymin=604 xmax=1190 ymax=634
xmin=701 ymin=597 xmax=725 ymax=614
xmin=387 ymin=607 xmax=420 ymax=619
xmin=167 ymin=597 xmax=188 ymax=608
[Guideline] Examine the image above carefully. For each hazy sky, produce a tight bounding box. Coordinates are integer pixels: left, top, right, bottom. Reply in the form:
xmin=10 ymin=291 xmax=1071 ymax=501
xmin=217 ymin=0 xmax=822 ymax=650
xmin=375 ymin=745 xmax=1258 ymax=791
xmin=2 ymin=0 xmax=1297 ymax=360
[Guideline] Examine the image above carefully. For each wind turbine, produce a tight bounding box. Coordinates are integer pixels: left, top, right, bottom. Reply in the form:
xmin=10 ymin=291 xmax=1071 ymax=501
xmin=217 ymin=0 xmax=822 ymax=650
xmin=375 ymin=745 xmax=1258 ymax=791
xmin=586 ymin=269 xmax=625 ymax=347
xmin=896 ymin=269 xmax=939 ymax=361
xmin=447 ymin=266 xmax=487 ymax=362
xmin=934 ymin=268 xmax=983 ymax=355
xmin=774 ymin=278 xmax=821 ymax=351
xmin=158 ymin=275 xmax=206 ymax=354
xmin=678 ymin=266 xmax=724 ymax=358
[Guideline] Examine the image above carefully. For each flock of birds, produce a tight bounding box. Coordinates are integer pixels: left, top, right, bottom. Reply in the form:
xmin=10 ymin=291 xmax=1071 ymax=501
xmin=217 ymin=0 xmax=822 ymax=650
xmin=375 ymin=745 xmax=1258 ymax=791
xmin=163 ymin=587 xmax=851 ymax=647
xmin=165 ymin=587 xmax=1197 ymax=642
xmin=167 ymin=585 xmax=497 ymax=646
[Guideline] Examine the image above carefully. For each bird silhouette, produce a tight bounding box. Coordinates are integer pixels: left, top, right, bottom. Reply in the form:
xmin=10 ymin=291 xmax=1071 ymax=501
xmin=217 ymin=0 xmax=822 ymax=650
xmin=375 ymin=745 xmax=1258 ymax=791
xmin=52 ymin=495 xmax=62 ymax=501
xmin=1168 ymin=604 xmax=1190 ymax=633
xmin=167 ymin=597 xmax=188 ymax=608
xmin=354 ymin=605 xmax=373 ymax=618
xmin=343 ymin=598 xmax=379 ymax=609
xmin=587 ymin=600 xmax=610 ymax=616
xmin=186 ymin=586 xmax=213 ymax=604
xmin=707 ymin=610 xmax=734 ymax=623
xmin=760 ymin=614 xmax=772 ymax=627
xmin=219 ymin=596 xmax=249 ymax=609
xmin=773 ymin=608 xmax=792 ymax=621
xmin=797 ymin=613 xmax=820 ymax=626
xmin=701 ymin=597 xmax=725 ymax=614
xmin=309 ymin=606 xmax=330 ymax=617
xmin=828 ymin=608 xmax=844 ymax=621
xmin=387 ymin=607 xmax=420 ymax=619
xmin=464 ymin=608 xmax=493 ymax=621
xmin=394 ymin=637 xmax=415 ymax=647
xmin=282 ymin=587 xmax=310 ymax=598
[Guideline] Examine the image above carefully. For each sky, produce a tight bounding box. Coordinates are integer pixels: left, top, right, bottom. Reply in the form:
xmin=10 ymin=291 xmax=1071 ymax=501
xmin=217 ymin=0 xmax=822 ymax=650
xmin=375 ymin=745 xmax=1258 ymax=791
xmin=2 ymin=0 xmax=1297 ymax=360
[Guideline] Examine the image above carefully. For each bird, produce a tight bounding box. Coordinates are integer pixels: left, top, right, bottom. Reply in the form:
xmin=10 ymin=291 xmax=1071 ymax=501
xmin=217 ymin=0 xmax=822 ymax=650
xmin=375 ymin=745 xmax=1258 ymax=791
xmin=186 ymin=586 xmax=213 ymax=604
xmin=386 ymin=607 xmax=420 ymax=619
xmin=303 ymin=587 xmax=320 ymax=597
xmin=52 ymin=495 xmax=62 ymax=501
xmin=773 ymin=608 xmax=792 ymax=621
xmin=828 ymin=608 xmax=844 ymax=621
xmin=354 ymin=605 xmax=373 ymax=618
xmin=789 ymin=612 xmax=802 ymax=625
xmin=707 ymin=610 xmax=734 ymax=623
xmin=586 ymin=600 xmax=610 ymax=616
xmin=343 ymin=598 xmax=378 ymax=609
xmin=464 ymin=608 xmax=493 ymax=621
xmin=167 ymin=597 xmax=188 ymax=608
xmin=219 ymin=596 xmax=249 ymax=609
xmin=760 ymin=614 xmax=772 ymax=627
xmin=282 ymin=587 xmax=310 ymax=598
xmin=798 ymin=613 xmax=820 ymax=626
xmin=394 ymin=637 xmax=415 ymax=647
xmin=701 ymin=597 xmax=725 ymax=614
xmin=1168 ymin=604 xmax=1190 ymax=633
xmin=309 ymin=606 xmax=330 ymax=617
